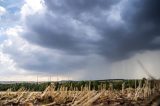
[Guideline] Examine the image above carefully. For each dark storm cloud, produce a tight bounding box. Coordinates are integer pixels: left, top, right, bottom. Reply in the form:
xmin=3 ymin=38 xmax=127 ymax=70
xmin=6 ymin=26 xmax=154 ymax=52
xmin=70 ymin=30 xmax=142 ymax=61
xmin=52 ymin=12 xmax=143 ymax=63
xmin=45 ymin=0 xmax=119 ymax=15
xmin=23 ymin=0 xmax=119 ymax=55
xmin=98 ymin=0 xmax=160 ymax=60
xmin=23 ymin=0 xmax=160 ymax=62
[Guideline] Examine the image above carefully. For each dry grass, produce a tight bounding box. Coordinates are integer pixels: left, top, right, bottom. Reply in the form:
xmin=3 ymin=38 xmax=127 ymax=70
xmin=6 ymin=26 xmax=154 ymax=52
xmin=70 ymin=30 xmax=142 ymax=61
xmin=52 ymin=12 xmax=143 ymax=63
xmin=0 ymin=80 xmax=160 ymax=106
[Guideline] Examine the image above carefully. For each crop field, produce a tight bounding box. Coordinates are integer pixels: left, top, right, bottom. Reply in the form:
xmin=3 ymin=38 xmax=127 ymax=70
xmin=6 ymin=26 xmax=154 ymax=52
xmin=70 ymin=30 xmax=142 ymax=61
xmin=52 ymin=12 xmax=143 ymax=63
xmin=0 ymin=80 xmax=160 ymax=106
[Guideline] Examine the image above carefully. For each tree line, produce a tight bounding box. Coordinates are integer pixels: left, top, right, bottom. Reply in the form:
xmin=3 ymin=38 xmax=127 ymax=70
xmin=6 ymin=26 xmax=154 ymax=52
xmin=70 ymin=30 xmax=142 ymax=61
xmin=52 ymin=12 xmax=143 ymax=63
xmin=0 ymin=79 xmax=147 ymax=91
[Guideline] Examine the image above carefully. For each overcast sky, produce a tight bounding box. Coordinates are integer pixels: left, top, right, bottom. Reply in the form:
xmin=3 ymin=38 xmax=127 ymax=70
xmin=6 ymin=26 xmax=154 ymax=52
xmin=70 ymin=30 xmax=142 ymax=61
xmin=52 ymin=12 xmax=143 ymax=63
xmin=0 ymin=0 xmax=160 ymax=81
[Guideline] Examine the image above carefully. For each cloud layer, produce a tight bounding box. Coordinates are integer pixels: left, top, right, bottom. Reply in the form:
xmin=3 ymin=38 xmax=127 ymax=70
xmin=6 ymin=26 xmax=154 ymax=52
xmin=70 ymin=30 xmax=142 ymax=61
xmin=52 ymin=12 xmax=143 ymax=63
xmin=23 ymin=0 xmax=160 ymax=61
xmin=0 ymin=0 xmax=160 ymax=80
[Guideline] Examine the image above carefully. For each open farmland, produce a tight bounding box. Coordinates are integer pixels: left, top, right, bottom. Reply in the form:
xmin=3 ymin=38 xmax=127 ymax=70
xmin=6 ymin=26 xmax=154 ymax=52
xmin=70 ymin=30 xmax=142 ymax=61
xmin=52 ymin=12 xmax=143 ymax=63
xmin=0 ymin=80 xmax=160 ymax=106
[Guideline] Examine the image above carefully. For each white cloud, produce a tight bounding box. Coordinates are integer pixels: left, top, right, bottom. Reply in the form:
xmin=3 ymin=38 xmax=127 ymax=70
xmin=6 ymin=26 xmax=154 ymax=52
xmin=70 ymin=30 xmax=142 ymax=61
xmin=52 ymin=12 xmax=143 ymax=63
xmin=0 ymin=6 xmax=6 ymax=16
xmin=20 ymin=0 xmax=45 ymax=20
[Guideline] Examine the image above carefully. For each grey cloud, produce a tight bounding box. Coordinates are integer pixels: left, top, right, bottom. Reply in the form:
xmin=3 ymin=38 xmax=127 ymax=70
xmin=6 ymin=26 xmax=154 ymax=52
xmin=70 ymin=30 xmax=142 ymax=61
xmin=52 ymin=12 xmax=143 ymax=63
xmin=97 ymin=0 xmax=160 ymax=61
xmin=2 ymin=42 xmax=111 ymax=79
xmin=45 ymin=0 xmax=119 ymax=16
xmin=24 ymin=12 xmax=100 ymax=55
xmin=23 ymin=0 xmax=120 ymax=56
xmin=23 ymin=0 xmax=160 ymax=62
xmin=2 ymin=44 xmax=87 ymax=73
xmin=2 ymin=0 xmax=160 ymax=80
